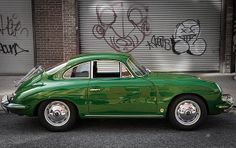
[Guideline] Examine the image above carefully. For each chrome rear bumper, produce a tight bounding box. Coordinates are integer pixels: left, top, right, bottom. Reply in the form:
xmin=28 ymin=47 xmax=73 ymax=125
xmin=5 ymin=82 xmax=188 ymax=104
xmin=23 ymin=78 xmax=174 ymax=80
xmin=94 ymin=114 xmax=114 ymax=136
xmin=1 ymin=95 xmax=10 ymax=113
xmin=1 ymin=95 xmax=26 ymax=113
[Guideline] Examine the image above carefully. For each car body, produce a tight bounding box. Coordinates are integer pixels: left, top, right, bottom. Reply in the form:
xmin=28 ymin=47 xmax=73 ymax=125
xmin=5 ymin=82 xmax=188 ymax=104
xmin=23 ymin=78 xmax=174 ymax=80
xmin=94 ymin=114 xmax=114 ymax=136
xmin=1 ymin=52 xmax=234 ymax=131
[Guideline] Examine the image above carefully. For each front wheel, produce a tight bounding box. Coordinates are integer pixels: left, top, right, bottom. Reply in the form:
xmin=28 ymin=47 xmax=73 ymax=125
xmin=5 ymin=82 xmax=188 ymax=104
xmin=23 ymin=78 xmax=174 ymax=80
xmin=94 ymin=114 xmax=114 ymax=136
xmin=38 ymin=100 xmax=77 ymax=131
xmin=168 ymin=95 xmax=207 ymax=130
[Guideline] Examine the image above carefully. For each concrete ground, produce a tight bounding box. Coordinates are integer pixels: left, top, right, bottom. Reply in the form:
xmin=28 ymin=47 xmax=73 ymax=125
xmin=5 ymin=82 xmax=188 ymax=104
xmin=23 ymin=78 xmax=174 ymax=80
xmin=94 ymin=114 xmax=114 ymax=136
xmin=0 ymin=112 xmax=236 ymax=148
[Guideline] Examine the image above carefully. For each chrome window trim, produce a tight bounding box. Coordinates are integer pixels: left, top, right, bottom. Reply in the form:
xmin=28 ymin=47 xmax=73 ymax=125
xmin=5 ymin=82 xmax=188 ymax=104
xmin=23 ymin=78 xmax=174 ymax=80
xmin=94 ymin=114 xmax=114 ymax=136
xmin=91 ymin=60 xmax=94 ymax=79
xmin=126 ymin=58 xmax=144 ymax=78
xmin=63 ymin=61 xmax=91 ymax=80
xmin=119 ymin=62 xmax=134 ymax=78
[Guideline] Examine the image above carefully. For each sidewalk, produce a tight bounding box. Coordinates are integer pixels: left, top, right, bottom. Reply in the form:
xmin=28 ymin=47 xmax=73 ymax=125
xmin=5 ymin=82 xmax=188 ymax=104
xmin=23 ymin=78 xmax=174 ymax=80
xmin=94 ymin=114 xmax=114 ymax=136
xmin=0 ymin=73 xmax=235 ymax=110
xmin=0 ymin=76 xmax=22 ymax=96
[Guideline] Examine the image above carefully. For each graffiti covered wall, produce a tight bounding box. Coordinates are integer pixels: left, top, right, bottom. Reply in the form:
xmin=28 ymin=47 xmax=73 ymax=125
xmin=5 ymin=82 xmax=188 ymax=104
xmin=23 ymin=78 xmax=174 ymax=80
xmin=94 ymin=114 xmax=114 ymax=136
xmin=0 ymin=0 xmax=34 ymax=74
xmin=79 ymin=0 xmax=222 ymax=72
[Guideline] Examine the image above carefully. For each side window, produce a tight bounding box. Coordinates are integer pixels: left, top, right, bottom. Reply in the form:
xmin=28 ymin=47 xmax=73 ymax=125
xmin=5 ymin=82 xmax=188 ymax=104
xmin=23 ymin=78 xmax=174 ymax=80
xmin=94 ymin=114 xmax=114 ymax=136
xmin=93 ymin=60 xmax=132 ymax=78
xmin=93 ymin=60 xmax=120 ymax=78
xmin=64 ymin=62 xmax=90 ymax=79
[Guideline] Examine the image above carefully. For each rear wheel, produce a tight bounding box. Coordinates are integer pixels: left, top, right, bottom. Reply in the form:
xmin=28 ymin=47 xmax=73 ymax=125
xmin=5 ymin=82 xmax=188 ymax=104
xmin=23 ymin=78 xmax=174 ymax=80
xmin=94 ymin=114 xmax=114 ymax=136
xmin=38 ymin=100 xmax=77 ymax=131
xmin=168 ymin=95 xmax=207 ymax=130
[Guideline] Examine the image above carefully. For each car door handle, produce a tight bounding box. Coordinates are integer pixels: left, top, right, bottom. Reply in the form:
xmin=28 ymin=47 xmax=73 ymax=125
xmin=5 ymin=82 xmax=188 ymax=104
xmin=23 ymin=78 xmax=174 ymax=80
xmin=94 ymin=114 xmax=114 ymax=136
xmin=90 ymin=88 xmax=101 ymax=92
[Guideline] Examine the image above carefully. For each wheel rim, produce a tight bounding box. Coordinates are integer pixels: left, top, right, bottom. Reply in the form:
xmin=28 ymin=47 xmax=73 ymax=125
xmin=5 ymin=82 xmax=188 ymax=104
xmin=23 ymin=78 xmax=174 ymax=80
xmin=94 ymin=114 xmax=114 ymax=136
xmin=44 ymin=101 xmax=70 ymax=127
xmin=174 ymin=100 xmax=201 ymax=126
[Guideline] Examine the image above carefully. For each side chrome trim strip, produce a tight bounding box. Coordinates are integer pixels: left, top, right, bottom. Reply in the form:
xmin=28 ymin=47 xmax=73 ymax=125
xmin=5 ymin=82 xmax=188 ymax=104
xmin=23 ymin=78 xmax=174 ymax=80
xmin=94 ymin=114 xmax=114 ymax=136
xmin=84 ymin=115 xmax=164 ymax=118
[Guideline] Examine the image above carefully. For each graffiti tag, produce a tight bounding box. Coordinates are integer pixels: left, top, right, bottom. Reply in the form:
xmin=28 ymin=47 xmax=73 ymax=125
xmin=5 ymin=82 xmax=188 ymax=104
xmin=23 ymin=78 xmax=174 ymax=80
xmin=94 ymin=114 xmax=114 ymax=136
xmin=93 ymin=2 xmax=150 ymax=52
xmin=173 ymin=19 xmax=206 ymax=56
xmin=0 ymin=42 xmax=29 ymax=56
xmin=0 ymin=14 xmax=29 ymax=56
xmin=146 ymin=35 xmax=171 ymax=50
xmin=146 ymin=19 xmax=207 ymax=56
xmin=0 ymin=14 xmax=29 ymax=37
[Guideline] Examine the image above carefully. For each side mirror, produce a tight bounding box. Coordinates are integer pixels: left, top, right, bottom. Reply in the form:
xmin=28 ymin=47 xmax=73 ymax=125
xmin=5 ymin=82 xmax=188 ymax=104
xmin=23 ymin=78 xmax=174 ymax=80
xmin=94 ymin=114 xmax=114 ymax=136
xmin=146 ymin=68 xmax=151 ymax=73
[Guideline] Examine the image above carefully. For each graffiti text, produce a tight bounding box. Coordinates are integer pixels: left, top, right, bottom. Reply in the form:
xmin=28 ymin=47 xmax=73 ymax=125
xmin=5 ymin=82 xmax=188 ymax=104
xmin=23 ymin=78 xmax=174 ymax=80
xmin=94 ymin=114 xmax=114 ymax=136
xmin=0 ymin=42 xmax=29 ymax=56
xmin=0 ymin=14 xmax=29 ymax=37
xmin=146 ymin=35 xmax=171 ymax=50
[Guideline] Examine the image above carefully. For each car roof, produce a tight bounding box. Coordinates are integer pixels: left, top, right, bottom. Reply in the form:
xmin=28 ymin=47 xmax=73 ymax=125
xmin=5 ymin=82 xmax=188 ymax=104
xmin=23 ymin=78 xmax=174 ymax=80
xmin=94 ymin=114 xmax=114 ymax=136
xmin=71 ymin=52 xmax=129 ymax=59
xmin=68 ymin=52 xmax=130 ymax=64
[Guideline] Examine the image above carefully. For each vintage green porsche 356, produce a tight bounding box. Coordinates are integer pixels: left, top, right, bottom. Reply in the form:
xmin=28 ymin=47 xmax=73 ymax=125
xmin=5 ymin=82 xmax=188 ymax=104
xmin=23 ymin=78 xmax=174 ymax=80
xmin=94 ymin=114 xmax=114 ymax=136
xmin=1 ymin=53 xmax=234 ymax=131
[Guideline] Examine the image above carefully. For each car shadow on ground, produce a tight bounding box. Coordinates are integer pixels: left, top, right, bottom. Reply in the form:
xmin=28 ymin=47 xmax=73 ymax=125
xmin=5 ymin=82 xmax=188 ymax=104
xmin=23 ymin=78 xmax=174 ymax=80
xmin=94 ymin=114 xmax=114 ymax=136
xmin=74 ymin=112 xmax=236 ymax=132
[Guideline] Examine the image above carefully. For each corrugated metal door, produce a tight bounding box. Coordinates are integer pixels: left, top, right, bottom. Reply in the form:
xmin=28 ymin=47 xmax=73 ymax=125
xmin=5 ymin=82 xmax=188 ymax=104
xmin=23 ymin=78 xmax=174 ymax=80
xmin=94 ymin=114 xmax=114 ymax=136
xmin=0 ymin=0 xmax=34 ymax=74
xmin=78 ymin=0 xmax=221 ymax=72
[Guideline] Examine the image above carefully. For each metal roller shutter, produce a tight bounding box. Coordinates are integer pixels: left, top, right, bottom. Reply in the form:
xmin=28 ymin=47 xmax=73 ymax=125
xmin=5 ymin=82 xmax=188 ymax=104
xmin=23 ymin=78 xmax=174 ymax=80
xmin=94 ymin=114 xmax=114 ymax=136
xmin=0 ymin=0 xmax=34 ymax=74
xmin=78 ymin=0 xmax=221 ymax=72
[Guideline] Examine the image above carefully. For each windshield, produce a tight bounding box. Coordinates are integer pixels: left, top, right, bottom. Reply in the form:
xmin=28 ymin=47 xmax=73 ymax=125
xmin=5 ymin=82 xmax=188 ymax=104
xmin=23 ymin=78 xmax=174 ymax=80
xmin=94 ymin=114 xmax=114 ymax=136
xmin=127 ymin=56 xmax=149 ymax=77
xmin=15 ymin=66 xmax=44 ymax=87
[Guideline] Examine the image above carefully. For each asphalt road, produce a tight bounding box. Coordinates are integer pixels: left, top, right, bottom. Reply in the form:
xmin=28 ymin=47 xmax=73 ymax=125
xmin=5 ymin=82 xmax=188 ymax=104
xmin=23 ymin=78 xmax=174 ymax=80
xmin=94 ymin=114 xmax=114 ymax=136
xmin=0 ymin=110 xmax=236 ymax=148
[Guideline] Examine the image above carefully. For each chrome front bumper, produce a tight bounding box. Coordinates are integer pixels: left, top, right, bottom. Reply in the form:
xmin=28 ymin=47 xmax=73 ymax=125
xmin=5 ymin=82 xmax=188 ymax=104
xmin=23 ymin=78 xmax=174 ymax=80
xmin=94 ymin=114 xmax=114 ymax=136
xmin=222 ymin=94 xmax=234 ymax=104
xmin=1 ymin=95 xmax=26 ymax=113
xmin=219 ymin=94 xmax=235 ymax=112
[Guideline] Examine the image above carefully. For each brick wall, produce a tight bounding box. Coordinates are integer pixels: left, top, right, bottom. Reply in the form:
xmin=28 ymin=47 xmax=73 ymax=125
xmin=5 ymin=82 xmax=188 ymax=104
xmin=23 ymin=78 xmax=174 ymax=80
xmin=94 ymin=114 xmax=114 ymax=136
xmin=34 ymin=0 xmax=77 ymax=69
xmin=62 ymin=0 xmax=78 ymax=61
xmin=34 ymin=0 xmax=64 ymax=68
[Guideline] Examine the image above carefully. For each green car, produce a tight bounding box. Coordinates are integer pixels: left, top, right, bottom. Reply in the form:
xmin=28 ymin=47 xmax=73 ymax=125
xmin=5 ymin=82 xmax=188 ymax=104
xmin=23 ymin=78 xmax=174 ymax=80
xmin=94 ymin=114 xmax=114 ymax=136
xmin=1 ymin=53 xmax=234 ymax=131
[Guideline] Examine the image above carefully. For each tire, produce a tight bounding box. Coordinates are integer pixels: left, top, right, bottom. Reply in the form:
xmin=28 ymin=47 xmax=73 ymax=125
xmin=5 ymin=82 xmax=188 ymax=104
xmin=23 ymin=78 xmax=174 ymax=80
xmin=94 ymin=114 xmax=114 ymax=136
xmin=38 ymin=100 xmax=77 ymax=132
xmin=168 ymin=95 xmax=207 ymax=130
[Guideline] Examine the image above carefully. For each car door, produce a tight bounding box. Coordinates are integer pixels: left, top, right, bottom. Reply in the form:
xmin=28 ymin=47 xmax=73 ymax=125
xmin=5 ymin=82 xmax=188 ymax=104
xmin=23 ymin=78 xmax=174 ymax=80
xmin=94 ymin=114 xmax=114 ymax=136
xmin=63 ymin=61 xmax=91 ymax=114
xmin=87 ymin=60 xmax=157 ymax=115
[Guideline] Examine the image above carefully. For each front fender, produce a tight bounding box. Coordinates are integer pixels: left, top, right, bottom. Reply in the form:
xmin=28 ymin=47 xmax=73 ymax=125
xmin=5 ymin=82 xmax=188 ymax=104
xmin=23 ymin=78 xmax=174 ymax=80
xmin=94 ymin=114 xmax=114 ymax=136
xmin=153 ymin=79 xmax=221 ymax=116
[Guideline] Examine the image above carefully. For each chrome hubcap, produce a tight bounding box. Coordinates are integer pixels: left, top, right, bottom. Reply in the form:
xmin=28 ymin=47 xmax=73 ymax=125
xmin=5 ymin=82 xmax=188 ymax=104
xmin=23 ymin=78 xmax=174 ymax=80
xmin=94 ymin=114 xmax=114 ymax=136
xmin=175 ymin=100 xmax=201 ymax=126
xmin=44 ymin=101 xmax=70 ymax=127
